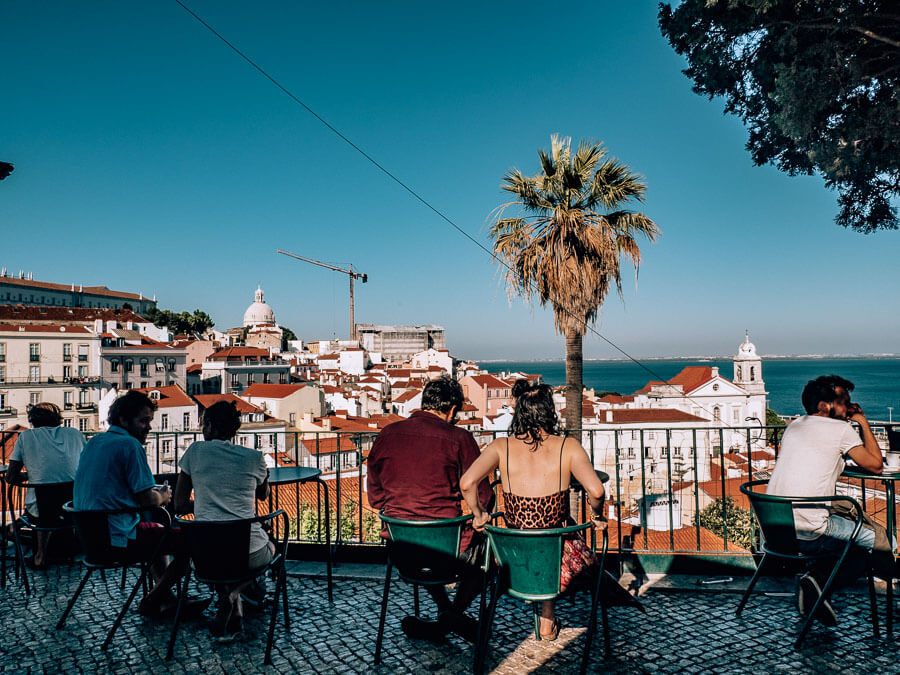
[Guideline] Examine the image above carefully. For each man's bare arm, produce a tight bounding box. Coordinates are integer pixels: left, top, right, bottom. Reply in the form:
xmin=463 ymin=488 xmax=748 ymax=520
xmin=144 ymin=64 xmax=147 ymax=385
xmin=847 ymin=405 xmax=883 ymax=473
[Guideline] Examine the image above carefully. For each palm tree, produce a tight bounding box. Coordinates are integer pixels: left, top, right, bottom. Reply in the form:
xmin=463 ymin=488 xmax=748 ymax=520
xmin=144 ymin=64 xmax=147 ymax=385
xmin=490 ymin=135 xmax=659 ymax=432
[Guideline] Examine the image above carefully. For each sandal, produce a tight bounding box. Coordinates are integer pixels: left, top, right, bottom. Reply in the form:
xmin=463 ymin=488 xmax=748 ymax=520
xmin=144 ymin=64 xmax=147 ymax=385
xmin=25 ymin=556 xmax=47 ymax=571
xmin=538 ymin=618 xmax=560 ymax=641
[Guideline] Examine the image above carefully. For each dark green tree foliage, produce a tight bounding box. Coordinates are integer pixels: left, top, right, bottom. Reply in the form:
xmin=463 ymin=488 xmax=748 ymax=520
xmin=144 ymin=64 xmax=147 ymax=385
xmin=697 ymin=496 xmax=757 ymax=549
xmin=144 ymin=307 xmax=214 ymax=334
xmin=659 ymin=1 xmax=900 ymax=233
xmin=765 ymin=406 xmax=786 ymax=445
xmin=280 ymin=326 xmax=298 ymax=351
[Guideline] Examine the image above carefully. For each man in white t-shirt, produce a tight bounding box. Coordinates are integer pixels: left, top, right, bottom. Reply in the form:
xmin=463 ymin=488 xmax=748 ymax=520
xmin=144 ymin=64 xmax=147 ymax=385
xmin=7 ymin=402 xmax=85 ymax=568
xmin=767 ymin=375 xmax=884 ymax=625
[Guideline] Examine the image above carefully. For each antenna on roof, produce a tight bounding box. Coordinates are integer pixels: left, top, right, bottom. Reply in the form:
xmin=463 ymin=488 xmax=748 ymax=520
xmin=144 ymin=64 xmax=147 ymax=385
xmin=276 ymin=249 xmax=368 ymax=342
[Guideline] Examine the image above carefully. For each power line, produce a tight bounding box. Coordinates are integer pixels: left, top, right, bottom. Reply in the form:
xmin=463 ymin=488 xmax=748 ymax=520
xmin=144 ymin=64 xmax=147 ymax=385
xmin=172 ymin=0 xmax=760 ymax=432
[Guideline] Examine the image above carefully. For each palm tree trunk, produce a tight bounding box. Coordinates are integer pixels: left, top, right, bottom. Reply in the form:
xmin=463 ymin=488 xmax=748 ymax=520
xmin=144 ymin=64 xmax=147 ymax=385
xmin=564 ymin=329 xmax=583 ymax=434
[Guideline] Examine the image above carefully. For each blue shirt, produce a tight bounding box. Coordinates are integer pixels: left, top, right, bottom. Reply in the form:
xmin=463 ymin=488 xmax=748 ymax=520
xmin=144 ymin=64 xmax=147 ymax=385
xmin=73 ymin=426 xmax=155 ymax=548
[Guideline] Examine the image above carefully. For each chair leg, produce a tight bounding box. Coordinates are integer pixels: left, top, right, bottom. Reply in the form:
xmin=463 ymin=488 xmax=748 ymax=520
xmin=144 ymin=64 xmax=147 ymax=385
xmin=736 ymin=553 xmax=767 ymax=616
xmin=56 ymin=568 xmax=93 ymax=629
xmin=265 ymin=564 xmax=286 ymax=666
xmin=166 ymin=569 xmax=191 ymax=660
xmin=474 ymin=574 xmax=500 ymax=675
xmin=867 ymin=572 xmax=880 ymax=639
xmin=601 ymin=602 xmax=611 ymax=657
xmin=281 ymin=564 xmax=290 ymax=630
xmin=374 ymin=561 xmax=393 ymax=665
xmin=533 ymin=603 xmax=541 ymax=641
xmin=320 ymin=478 xmax=333 ymax=604
xmin=12 ymin=519 xmax=30 ymax=596
xmin=103 ymin=564 xmax=152 ymax=650
xmin=413 ymin=584 xmax=420 ymax=617
xmin=581 ymin=570 xmax=604 ymax=674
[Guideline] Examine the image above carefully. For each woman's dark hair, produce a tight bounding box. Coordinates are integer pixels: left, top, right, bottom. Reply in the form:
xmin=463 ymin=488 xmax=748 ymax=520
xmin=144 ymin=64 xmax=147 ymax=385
xmin=202 ymin=400 xmax=242 ymax=440
xmin=109 ymin=390 xmax=156 ymax=428
xmin=28 ymin=402 xmax=62 ymax=428
xmin=509 ymin=379 xmax=559 ymax=448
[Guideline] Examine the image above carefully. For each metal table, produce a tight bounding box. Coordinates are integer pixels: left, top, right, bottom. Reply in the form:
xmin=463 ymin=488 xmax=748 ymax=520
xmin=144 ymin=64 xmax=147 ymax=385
xmin=841 ymin=466 xmax=900 ymax=633
xmin=264 ymin=466 xmax=332 ymax=602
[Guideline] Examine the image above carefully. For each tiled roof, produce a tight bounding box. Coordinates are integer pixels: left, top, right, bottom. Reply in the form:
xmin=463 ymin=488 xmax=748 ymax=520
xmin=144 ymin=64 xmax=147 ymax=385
xmin=0 ymin=276 xmax=149 ymax=300
xmin=242 ymin=383 xmax=305 ymax=399
xmin=193 ymin=394 xmax=264 ymax=415
xmin=186 ymin=364 xmax=202 ymax=373
xmin=607 ymin=409 xmax=709 ymax=423
xmin=134 ymin=384 xmax=194 ymax=408
xmin=0 ymin=305 xmax=148 ymax=323
xmin=465 ymin=374 xmax=510 ymax=389
xmin=209 ymin=347 xmax=270 ymax=360
xmin=301 ymin=436 xmax=359 ymax=455
xmin=598 ymin=394 xmax=635 ymax=404
xmin=668 ymin=366 xmax=715 ymax=394
xmin=392 ymin=390 xmax=422 ymax=404
xmin=0 ymin=324 xmax=91 ymax=333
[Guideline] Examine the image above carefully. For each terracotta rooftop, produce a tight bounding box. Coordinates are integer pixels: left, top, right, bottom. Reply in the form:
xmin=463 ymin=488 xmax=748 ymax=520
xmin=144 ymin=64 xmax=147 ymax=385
xmin=193 ymin=393 xmax=265 ymax=415
xmin=0 ymin=305 xmax=148 ymax=323
xmin=0 ymin=275 xmax=151 ymax=300
xmin=242 ymin=383 xmax=306 ymax=399
xmin=134 ymin=384 xmax=194 ymax=408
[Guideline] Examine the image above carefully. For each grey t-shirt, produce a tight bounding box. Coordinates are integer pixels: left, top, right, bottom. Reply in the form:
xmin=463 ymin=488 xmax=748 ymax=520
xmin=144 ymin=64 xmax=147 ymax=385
xmin=179 ymin=440 xmax=269 ymax=554
xmin=11 ymin=426 xmax=86 ymax=515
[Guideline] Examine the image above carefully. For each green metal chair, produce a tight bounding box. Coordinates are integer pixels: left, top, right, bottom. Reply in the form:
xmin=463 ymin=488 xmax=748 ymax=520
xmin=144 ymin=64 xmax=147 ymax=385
xmin=474 ymin=515 xmax=611 ymax=675
xmin=737 ymin=479 xmax=880 ymax=646
xmin=374 ymin=512 xmax=473 ymax=665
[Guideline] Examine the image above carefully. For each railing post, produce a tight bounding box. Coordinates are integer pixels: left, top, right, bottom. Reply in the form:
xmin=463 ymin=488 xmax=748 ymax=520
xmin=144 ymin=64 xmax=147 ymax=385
xmin=666 ymin=429 xmax=674 ymax=551
xmin=692 ymin=429 xmax=701 ymax=551
xmin=639 ymin=429 xmax=647 ymax=549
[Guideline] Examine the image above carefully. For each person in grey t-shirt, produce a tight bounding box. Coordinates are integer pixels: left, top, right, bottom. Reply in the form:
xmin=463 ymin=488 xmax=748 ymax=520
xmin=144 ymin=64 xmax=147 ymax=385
xmin=174 ymin=400 xmax=271 ymax=643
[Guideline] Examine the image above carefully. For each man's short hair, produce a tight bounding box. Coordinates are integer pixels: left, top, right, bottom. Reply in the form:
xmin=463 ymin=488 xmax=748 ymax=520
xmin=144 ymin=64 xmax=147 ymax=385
xmin=202 ymin=400 xmax=241 ymax=439
xmin=801 ymin=375 xmax=855 ymax=415
xmin=421 ymin=376 xmax=464 ymax=414
xmin=108 ymin=390 xmax=157 ymax=428
xmin=28 ymin=402 xmax=62 ymax=428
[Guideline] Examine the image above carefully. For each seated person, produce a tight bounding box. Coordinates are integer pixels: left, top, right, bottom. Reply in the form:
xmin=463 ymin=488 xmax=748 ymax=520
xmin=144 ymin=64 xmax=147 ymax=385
xmin=174 ymin=401 xmax=271 ymax=643
xmin=460 ymin=379 xmax=610 ymax=640
xmin=367 ymin=376 xmax=494 ymax=642
xmin=7 ymin=402 xmax=85 ymax=568
xmin=74 ymin=390 xmax=209 ymax=619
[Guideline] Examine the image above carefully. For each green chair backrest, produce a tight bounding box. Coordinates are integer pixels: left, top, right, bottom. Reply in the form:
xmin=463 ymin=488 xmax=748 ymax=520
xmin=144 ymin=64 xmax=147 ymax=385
xmin=485 ymin=521 xmax=591 ymax=602
xmin=380 ymin=513 xmax=471 ymax=584
xmin=741 ymin=480 xmax=801 ymax=556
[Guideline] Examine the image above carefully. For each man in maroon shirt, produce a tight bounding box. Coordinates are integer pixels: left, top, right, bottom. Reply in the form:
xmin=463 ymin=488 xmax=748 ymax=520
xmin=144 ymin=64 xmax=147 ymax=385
xmin=367 ymin=376 xmax=493 ymax=643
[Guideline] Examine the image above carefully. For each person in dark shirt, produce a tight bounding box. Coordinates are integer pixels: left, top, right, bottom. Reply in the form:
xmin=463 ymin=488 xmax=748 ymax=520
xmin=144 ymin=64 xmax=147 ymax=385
xmin=367 ymin=376 xmax=493 ymax=643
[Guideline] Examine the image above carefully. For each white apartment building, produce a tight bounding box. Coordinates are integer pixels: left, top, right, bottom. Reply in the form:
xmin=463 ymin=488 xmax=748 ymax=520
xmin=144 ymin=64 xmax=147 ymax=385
xmin=0 ymin=324 xmax=101 ymax=431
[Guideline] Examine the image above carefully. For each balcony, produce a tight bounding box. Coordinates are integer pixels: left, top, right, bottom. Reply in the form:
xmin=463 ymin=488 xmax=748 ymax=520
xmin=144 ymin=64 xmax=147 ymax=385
xmin=0 ymin=406 xmax=16 ymax=417
xmin=0 ymin=376 xmax=101 ymax=388
xmin=75 ymin=402 xmax=97 ymax=412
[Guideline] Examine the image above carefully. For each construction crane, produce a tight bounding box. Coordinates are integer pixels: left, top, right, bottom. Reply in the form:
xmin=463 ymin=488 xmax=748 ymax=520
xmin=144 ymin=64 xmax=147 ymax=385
xmin=276 ymin=249 xmax=368 ymax=342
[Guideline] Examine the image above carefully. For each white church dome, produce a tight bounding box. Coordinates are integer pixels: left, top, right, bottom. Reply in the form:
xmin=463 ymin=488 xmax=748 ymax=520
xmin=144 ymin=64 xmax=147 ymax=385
xmin=243 ymin=286 xmax=275 ymax=327
xmin=735 ymin=332 xmax=758 ymax=360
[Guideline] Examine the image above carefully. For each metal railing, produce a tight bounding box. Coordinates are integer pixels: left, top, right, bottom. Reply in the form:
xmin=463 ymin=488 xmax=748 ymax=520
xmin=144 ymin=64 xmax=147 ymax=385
xmin=1 ymin=422 xmax=895 ymax=566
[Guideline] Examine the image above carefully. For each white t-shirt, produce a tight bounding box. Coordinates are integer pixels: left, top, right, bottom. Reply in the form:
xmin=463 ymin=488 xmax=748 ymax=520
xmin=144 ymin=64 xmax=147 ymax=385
xmin=179 ymin=440 xmax=269 ymax=555
xmin=766 ymin=415 xmax=863 ymax=539
xmin=10 ymin=426 xmax=86 ymax=515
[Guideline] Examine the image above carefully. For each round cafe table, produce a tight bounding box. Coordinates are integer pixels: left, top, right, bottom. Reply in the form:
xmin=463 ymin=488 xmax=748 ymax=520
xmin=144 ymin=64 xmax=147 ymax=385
xmin=264 ymin=466 xmax=332 ymax=602
xmin=841 ymin=465 xmax=900 ymax=633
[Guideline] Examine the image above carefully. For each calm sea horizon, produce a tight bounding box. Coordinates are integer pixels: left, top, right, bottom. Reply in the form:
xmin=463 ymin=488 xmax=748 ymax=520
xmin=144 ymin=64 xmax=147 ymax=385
xmin=474 ymin=357 xmax=900 ymax=419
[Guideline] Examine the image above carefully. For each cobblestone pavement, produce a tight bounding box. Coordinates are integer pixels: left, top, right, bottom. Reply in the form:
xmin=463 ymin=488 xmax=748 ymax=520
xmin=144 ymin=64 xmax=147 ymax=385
xmin=2 ymin=563 xmax=900 ymax=674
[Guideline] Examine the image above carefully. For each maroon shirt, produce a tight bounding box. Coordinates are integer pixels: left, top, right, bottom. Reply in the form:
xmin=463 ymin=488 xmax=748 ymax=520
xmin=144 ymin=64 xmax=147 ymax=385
xmin=367 ymin=410 xmax=493 ymax=549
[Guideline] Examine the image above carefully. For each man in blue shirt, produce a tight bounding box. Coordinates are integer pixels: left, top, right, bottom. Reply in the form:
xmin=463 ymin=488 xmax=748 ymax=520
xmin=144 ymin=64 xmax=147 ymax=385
xmin=74 ymin=390 xmax=208 ymax=618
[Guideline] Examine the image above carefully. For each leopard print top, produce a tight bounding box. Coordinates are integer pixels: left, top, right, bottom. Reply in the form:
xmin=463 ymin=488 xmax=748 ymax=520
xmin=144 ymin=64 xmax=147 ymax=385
xmin=502 ymin=489 xmax=569 ymax=529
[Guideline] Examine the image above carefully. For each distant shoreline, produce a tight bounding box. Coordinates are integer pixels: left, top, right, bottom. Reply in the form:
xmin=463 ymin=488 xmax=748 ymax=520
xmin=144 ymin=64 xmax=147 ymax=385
xmin=475 ymin=354 xmax=900 ymax=363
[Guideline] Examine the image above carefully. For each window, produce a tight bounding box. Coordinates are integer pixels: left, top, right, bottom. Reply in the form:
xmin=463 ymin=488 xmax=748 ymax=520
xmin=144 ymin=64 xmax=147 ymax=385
xmin=110 ymin=359 xmax=120 ymax=373
xmin=156 ymin=380 xmax=162 ymax=387
xmin=674 ymin=447 xmax=682 ymax=457
xmin=269 ymin=434 xmax=276 ymax=447
xmin=30 ymin=392 xmax=41 ymax=406
xmin=0 ymin=393 xmax=5 ymax=408
xmin=62 ymin=418 xmax=73 ymax=428
xmin=183 ymin=413 xmax=190 ymax=430
xmin=713 ymin=406 xmax=721 ymax=422
xmin=712 ymin=383 xmax=719 ymax=391
xmin=29 ymin=366 xmax=40 ymax=383
xmin=279 ymin=373 xmax=286 ymax=384
xmin=289 ymin=413 xmax=296 ymax=426
xmin=627 ymin=448 xmax=635 ymax=459
xmin=140 ymin=359 xmax=149 ymax=376
xmin=247 ymin=374 xmax=255 ymax=385
xmin=155 ymin=358 xmax=164 ymax=372
xmin=125 ymin=381 xmax=133 ymax=390
xmin=140 ymin=381 xmax=148 ymax=388
xmin=644 ymin=447 xmax=652 ymax=458
xmin=661 ymin=447 xmax=668 ymax=457
xmin=161 ymin=414 xmax=169 ymax=430
xmin=231 ymin=374 xmax=240 ymax=388
xmin=0 ymin=365 xmax=4 ymax=383
xmin=29 ymin=343 xmax=40 ymax=362
xmin=750 ymin=366 xmax=756 ymax=381
xmin=0 ymin=342 xmax=6 ymax=362
xmin=733 ymin=408 xmax=740 ymax=423
xmin=64 ymin=391 xmax=73 ymax=409
xmin=78 ymin=390 xmax=89 ymax=405
xmin=263 ymin=372 xmax=270 ymax=384
xmin=162 ymin=440 xmax=172 ymax=455
xmin=78 ymin=365 xmax=87 ymax=377
xmin=648 ymin=431 xmax=655 ymax=440
xmin=63 ymin=365 xmax=72 ymax=379
xmin=78 ymin=418 xmax=88 ymax=432
xmin=124 ymin=359 xmax=133 ymax=372
xmin=167 ymin=358 xmax=176 ymax=372
xmin=78 ymin=344 xmax=88 ymax=362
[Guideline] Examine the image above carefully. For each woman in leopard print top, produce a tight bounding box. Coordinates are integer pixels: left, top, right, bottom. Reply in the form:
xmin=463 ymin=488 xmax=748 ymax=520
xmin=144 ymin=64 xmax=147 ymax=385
xmin=461 ymin=379 xmax=607 ymax=639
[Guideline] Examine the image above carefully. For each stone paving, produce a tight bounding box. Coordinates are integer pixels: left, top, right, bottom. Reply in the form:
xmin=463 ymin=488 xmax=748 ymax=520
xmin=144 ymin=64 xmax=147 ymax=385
xmin=1 ymin=561 xmax=900 ymax=674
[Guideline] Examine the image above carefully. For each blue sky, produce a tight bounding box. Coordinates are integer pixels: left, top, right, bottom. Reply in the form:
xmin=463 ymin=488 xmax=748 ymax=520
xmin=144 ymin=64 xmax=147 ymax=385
xmin=3 ymin=2 xmax=898 ymax=360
